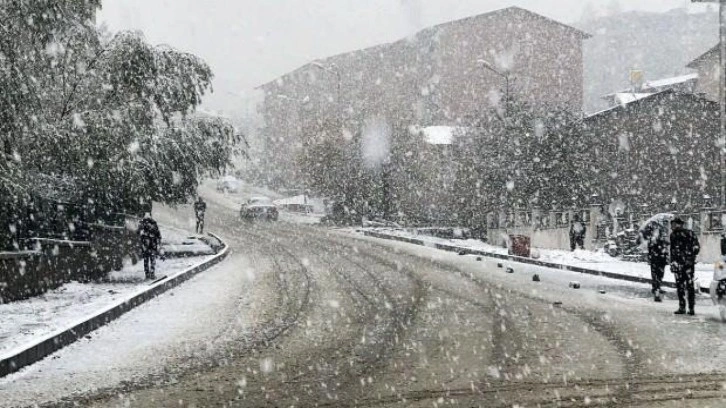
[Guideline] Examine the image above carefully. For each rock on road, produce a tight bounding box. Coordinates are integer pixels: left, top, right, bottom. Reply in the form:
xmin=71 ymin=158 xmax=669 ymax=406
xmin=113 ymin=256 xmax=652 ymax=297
xmin=5 ymin=197 xmax=726 ymax=407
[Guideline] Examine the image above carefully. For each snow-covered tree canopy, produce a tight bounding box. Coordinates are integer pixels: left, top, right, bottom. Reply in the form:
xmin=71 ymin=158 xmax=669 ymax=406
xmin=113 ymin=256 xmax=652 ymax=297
xmin=0 ymin=1 xmax=240 ymax=215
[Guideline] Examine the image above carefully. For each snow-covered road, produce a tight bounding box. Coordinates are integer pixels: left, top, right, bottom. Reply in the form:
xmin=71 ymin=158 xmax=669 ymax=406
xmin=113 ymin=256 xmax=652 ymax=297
xmin=5 ymin=196 xmax=726 ymax=407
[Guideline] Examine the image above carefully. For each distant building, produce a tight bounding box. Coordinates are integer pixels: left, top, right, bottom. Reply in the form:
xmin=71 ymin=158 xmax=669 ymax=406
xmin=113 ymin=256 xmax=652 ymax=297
xmin=687 ymin=44 xmax=720 ymax=102
xmin=258 ymin=6 xmax=591 ymax=185
xmin=582 ymin=91 xmax=719 ymax=210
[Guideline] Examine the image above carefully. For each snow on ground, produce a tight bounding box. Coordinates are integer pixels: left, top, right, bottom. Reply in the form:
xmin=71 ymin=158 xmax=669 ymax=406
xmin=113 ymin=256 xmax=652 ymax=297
xmin=0 ymin=255 xmax=214 ymax=358
xmin=349 ymin=230 xmax=726 ymax=328
xmin=0 ymin=218 xmax=216 ymax=359
xmin=355 ymin=228 xmax=716 ymax=289
xmin=0 ymin=251 xmax=258 ymax=407
xmin=278 ymin=211 xmax=325 ymax=224
xmin=158 ymin=224 xmax=215 ymax=256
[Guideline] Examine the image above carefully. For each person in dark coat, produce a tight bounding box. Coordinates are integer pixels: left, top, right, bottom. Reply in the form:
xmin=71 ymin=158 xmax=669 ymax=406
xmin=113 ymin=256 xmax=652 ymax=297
xmin=569 ymin=215 xmax=586 ymax=251
xmin=641 ymin=222 xmax=669 ymax=302
xmin=194 ymin=196 xmax=207 ymax=234
xmin=669 ymin=217 xmax=700 ymax=315
xmin=137 ymin=213 xmax=162 ymax=280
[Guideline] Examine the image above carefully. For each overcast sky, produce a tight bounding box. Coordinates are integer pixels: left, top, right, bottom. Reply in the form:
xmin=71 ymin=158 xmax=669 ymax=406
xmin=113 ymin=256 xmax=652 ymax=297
xmin=99 ymin=0 xmax=705 ymax=114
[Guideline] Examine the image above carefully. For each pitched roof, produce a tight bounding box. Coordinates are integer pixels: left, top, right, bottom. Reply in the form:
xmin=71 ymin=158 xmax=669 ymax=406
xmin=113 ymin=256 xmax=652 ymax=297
xmin=687 ymin=44 xmax=719 ymax=68
xmin=585 ymin=90 xmax=717 ymax=121
xmin=428 ymin=6 xmax=591 ymax=40
xmin=257 ymin=6 xmax=590 ymax=90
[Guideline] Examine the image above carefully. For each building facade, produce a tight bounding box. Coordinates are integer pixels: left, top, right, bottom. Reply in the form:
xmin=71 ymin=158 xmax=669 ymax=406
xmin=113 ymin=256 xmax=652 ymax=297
xmin=687 ymin=44 xmax=720 ymax=102
xmin=582 ymin=91 xmax=719 ymax=210
xmin=257 ymin=7 xmax=590 ymax=186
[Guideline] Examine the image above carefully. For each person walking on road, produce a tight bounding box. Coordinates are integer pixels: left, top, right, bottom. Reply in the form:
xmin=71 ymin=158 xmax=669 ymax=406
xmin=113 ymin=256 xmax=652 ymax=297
xmin=642 ymin=225 xmax=669 ymax=302
xmin=137 ymin=213 xmax=162 ymax=280
xmin=569 ymin=215 xmax=586 ymax=251
xmin=670 ymin=217 xmax=700 ymax=315
xmin=194 ymin=196 xmax=207 ymax=234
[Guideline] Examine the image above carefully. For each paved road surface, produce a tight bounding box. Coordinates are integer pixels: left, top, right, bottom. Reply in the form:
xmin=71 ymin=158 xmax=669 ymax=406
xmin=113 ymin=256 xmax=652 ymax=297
xmin=8 ymin=197 xmax=726 ymax=407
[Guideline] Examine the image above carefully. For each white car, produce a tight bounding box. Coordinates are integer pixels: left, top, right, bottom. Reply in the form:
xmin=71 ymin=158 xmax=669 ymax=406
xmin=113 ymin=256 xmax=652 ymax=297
xmin=241 ymin=196 xmax=279 ymax=222
xmin=711 ymin=256 xmax=726 ymax=321
xmin=216 ymin=176 xmax=240 ymax=193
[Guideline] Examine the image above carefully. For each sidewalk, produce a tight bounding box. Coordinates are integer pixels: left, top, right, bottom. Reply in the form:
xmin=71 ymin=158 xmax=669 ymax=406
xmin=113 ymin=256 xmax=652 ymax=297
xmin=356 ymin=228 xmax=715 ymax=292
xmin=0 ymin=224 xmax=225 ymax=377
xmin=0 ymin=256 xmax=213 ymax=357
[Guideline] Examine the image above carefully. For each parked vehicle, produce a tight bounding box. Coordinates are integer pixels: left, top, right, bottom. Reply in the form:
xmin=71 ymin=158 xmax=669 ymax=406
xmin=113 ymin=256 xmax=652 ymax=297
xmin=605 ymin=228 xmax=646 ymax=261
xmin=711 ymin=256 xmax=726 ymax=321
xmin=216 ymin=176 xmax=241 ymax=193
xmin=604 ymin=234 xmax=619 ymax=257
xmin=240 ymin=196 xmax=278 ymax=222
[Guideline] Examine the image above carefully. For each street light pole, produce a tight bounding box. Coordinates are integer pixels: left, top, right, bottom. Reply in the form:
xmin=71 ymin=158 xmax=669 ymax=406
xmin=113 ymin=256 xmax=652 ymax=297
xmin=693 ymin=0 xmax=726 ymax=207
xmin=477 ymin=59 xmax=510 ymax=116
xmin=311 ymin=61 xmax=342 ymax=119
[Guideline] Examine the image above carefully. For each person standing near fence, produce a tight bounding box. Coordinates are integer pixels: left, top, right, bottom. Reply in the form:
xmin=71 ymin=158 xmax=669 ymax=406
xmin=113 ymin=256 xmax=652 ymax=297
xmin=641 ymin=223 xmax=668 ymax=302
xmin=194 ymin=196 xmax=207 ymax=234
xmin=670 ymin=217 xmax=700 ymax=315
xmin=137 ymin=213 xmax=162 ymax=280
xmin=569 ymin=215 xmax=586 ymax=251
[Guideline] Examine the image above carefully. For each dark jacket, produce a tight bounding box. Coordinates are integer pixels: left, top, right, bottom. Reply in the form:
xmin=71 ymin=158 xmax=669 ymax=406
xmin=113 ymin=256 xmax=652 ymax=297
xmin=137 ymin=217 xmax=161 ymax=255
xmin=641 ymin=223 xmax=669 ymax=265
xmin=194 ymin=200 xmax=207 ymax=219
xmin=647 ymin=239 xmax=669 ymax=265
xmin=721 ymin=233 xmax=726 ymax=257
xmin=670 ymin=228 xmax=700 ymax=268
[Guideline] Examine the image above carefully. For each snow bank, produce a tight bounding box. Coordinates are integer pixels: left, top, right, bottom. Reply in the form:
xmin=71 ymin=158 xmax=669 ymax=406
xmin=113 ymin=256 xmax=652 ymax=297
xmin=356 ymin=228 xmax=714 ymax=289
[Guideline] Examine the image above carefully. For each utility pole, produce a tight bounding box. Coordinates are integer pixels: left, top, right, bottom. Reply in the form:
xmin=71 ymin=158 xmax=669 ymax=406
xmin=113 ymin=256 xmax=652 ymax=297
xmin=693 ymin=0 xmax=726 ymax=207
xmin=477 ymin=59 xmax=510 ymax=116
xmin=311 ymin=61 xmax=342 ymax=121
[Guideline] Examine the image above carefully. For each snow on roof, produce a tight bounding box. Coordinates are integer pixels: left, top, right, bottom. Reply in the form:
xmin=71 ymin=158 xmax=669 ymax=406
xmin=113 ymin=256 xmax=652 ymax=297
xmin=410 ymin=126 xmax=463 ymax=145
xmin=602 ymin=74 xmax=698 ymax=101
xmin=614 ymin=93 xmax=653 ymax=105
xmin=585 ymin=90 xmax=715 ymax=120
xmin=644 ymin=73 xmax=697 ymax=89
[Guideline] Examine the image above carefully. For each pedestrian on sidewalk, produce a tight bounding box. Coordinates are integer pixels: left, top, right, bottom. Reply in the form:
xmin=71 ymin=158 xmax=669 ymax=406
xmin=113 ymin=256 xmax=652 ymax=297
xmin=137 ymin=213 xmax=162 ymax=280
xmin=194 ymin=196 xmax=207 ymax=234
xmin=641 ymin=223 xmax=668 ymax=302
xmin=569 ymin=215 xmax=586 ymax=251
xmin=670 ymin=217 xmax=700 ymax=315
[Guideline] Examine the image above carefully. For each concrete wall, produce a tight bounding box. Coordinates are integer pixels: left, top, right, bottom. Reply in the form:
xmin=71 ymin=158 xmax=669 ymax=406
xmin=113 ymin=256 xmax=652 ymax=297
xmin=698 ymin=233 xmax=721 ymax=264
xmin=488 ymin=226 xmax=588 ymax=251
xmin=0 ymin=223 xmax=138 ymax=303
xmin=532 ymin=227 xmax=574 ymax=250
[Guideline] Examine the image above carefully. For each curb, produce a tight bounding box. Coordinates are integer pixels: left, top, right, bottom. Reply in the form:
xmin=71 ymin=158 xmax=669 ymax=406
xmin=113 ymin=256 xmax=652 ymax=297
xmin=0 ymin=232 xmax=229 ymax=378
xmin=361 ymin=230 xmax=711 ymax=294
